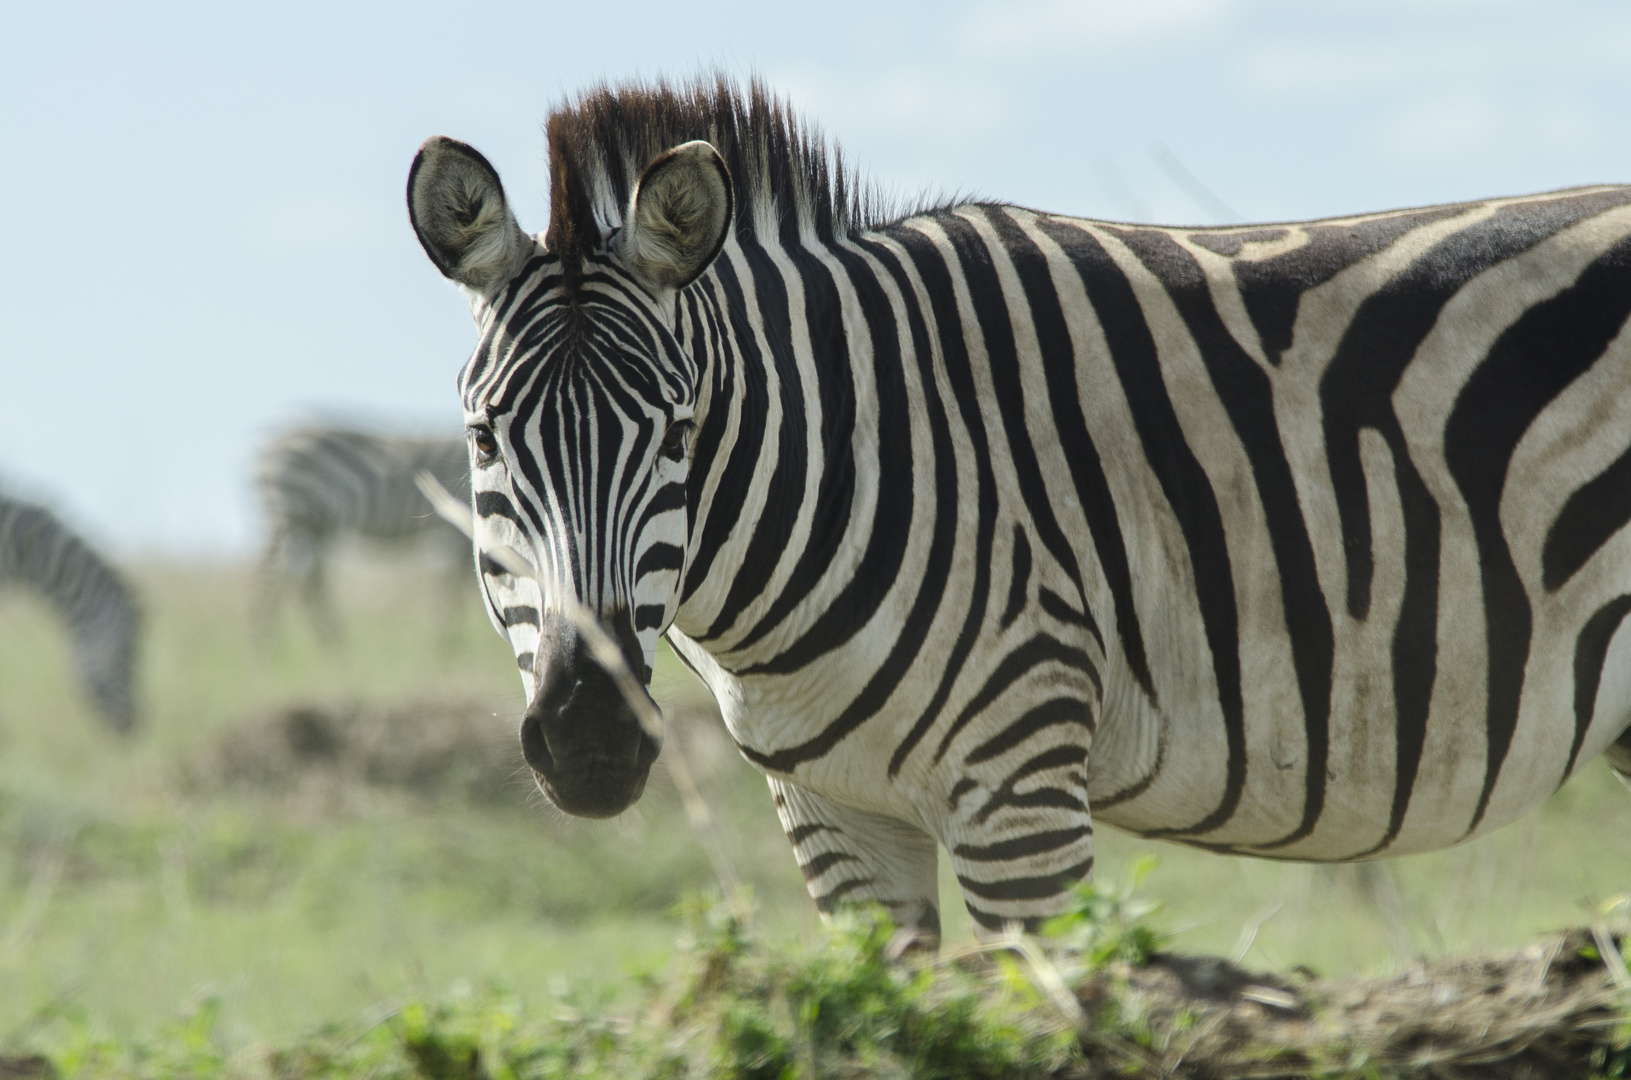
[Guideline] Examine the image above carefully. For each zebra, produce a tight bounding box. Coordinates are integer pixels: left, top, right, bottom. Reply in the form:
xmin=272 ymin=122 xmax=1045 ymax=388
xmin=254 ymin=425 xmax=472 ymax=642
xmin=406 ymin=77 xmax=1631 ymax=945
xmin=0 ymin=493 xmax=139 ymax=731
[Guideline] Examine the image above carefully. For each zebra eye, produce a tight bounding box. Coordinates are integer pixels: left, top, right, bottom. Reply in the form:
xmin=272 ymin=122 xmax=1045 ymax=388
xmin=469 ymin=424 xmax=499 ymax=464
xmin=659 ymin=421 xmax=691 ymax=457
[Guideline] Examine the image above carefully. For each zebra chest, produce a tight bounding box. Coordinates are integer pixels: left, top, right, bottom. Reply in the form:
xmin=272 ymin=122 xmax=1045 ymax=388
xmin=708 ymin=621 xmax=1109 ymax=841
xmin=720 ymin=674 xmax=929 ymax=821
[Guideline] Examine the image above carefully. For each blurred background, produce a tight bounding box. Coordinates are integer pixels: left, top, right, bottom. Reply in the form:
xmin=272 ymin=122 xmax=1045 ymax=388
xmin=5 ymin=0 xmax=1631 ymax=553
xmin=2 ymin=0 xmax=1630 ymax=1054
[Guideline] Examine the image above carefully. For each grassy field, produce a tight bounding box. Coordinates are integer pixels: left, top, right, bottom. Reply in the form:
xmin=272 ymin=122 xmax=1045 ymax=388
xmin=1 ymin=552 xmax=1629 ymax=1060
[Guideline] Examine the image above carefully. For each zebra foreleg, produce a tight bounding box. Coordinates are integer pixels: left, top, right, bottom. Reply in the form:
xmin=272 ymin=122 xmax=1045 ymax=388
xmin=250 ymin=529 xmax=290 ymax=648
xmin=943 ymin=774 xmax=1097 ymax=935
xmin=256 ymin=524 xmax=342 ymax=647
xmin=768 ymin=777 xmax=942 ymax=948
xmin=295 ymin=534 xmax=342 ymax=646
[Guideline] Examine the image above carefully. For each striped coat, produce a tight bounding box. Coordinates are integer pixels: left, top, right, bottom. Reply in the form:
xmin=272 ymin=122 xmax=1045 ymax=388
xmin=409 ymin=79 xmax=1631 ymax=939
xmin=0 ymin=493 xmax=139 ymax=730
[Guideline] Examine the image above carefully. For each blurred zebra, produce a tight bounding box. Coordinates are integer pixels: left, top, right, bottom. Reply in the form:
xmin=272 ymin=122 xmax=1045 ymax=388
xmin=254 ymin=426 xmax=471 ymax=641
xmin=0 ymin=493 xmax=139 ymax=731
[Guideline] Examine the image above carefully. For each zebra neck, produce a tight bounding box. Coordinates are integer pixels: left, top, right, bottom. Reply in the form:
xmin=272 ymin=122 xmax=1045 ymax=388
xmin=671 ymin=231 xmax=885 ymax=677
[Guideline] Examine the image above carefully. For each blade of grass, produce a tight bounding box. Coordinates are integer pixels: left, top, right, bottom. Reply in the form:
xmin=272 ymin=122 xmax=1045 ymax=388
xmin=414 ymin=471 xmax=746 ymax=914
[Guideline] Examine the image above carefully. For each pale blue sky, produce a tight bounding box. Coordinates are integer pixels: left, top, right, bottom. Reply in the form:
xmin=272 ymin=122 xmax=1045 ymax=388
xmin=3 ymin=0 xmax=1628 ymax=555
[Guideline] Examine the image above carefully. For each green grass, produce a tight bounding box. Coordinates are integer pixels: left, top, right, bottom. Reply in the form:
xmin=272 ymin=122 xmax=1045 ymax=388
xmin=1 ymin=552 xmax=1629 ymax=1061
xmin=0 ymin=556 xmax=810 ymax=1050
xmin=17 ymin=901 xmax=1083 ymax=1080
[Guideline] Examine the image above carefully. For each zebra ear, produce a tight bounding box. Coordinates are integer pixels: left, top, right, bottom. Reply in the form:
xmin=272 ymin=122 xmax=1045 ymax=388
xmin=408 ymin=136 xmax=532 ymax=292
xmin=615 ymin=141 xmax=733 ymax=292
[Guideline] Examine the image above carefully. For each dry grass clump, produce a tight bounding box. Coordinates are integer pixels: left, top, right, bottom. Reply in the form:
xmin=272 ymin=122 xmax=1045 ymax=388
xmin=190 ymin=699 xmax=526 ymax=807
xmin=1069 ymin=928 xmax=1630 ymax=1079
xmin=0 ymin=1056 xmax=53 ymax=1079
xmin=187 ymin=694 xmax=742 ymax=814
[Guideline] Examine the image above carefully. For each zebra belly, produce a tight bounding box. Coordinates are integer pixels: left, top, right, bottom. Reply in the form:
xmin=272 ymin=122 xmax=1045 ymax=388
xmin=1086 ymin=598 xmax=1631 ymax=861
xmin=704 ymin=534 xmax=1631 ymax=865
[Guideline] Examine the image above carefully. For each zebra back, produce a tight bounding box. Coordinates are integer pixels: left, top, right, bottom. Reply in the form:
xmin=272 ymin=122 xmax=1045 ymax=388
xmin=0 ymin=494 xmax=139 ymax=731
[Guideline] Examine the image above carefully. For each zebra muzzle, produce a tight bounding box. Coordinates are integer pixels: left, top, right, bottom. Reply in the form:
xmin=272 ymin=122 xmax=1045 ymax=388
xmin=518 ymin=611 xmax=662 ymax=818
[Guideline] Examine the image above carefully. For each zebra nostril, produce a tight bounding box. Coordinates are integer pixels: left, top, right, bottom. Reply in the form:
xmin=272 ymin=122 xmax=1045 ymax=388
xmin=636 ymin=730 xmax=661 ymax=770
xmin=519 ymin=713 xmax=555 ymax=773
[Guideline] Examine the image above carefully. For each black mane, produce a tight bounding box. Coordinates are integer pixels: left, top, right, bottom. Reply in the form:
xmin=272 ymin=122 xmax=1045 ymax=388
xmin=544 ymin=75 xmax=926 ymax=269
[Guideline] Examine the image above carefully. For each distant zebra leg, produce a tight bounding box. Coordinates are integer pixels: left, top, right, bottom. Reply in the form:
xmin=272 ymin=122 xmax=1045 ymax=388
xmin=1605 ymin=723 xmax=1631 ymax=792
xmin=263 ymin=522 xmax=341 ymax=646
xmin=298 ymin=536 xmax=342 ymax=646
xmin=768 ymin=777 xmax=942 ymax=946
xmin=74 ymin=613 xmax=137 ymax=732
xmin=250 ymin=528 xmax=291 ymax=647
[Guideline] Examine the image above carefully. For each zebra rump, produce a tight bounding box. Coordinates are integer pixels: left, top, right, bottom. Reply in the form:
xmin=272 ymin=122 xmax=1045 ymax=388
xmin=0 ymin=494 xmax=139 ymax=731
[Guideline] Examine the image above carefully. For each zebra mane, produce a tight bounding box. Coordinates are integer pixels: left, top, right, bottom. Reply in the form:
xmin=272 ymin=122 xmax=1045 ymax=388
xmin=544 ymin=75 xmax=923 ymax=271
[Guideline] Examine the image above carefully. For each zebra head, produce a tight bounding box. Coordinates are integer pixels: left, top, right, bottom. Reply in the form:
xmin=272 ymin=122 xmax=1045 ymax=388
xmin=408 ymin=135 xmax=731 ymax=818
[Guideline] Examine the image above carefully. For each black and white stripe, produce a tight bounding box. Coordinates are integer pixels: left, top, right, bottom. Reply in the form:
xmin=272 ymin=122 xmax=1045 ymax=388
xmin=254 ymin=425 xmax=472 ymax=639
xmin=0 ymin=493 xmax=139 ymax=731
xmin=410 ymin=78 xmax=1631 ymax=940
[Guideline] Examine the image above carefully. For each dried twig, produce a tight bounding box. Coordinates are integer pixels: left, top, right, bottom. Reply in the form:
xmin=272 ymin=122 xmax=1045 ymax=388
xmin=941 ymin=932 xmax=1184 ymax=1079
xmin=1591 ymin=922 xmax=1631 ymax=991
xmin=1229 ymin=902 xmax=1281 ymax=964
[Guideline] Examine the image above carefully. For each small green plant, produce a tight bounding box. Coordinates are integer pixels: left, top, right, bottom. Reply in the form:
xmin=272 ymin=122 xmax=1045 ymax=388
xmin=393 ymin=1000 xmax=486 ymax=1080
xmin=774 ymin=909 xmax=1043 ymax=1079
xmin=12 ymin=882 xmax=1631 ymax=1080
xmin=666 ymin=899 xmax=1068 ymax=1080
xmin=10 ymin=1000 xmax=116 ymax=1080
xmin=227 ymin=896 xmax=1073 ymax=1079
xmin=58 ymin=996 xmax=230 ymax=1080
xmin=1041 ymin=855 xmax=1167 ymax=969
xmin=717 ymin=1003 xmax=793 ymax=1080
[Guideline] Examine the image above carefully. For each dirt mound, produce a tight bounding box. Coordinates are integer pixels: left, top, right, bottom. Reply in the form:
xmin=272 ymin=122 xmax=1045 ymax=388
xmin=1071 ymin=928 xmax=1629 ymax=1078
xmin=196 ymin=699 xmax=527 ymax=805
xmin=194 ymin=695 xmax=739 ymax=812
xmin=0 ymin=1056 xmax=53 ymax=1080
